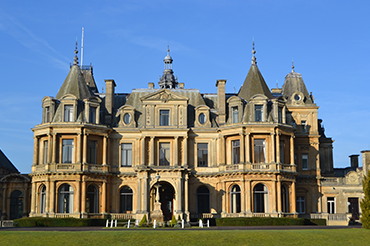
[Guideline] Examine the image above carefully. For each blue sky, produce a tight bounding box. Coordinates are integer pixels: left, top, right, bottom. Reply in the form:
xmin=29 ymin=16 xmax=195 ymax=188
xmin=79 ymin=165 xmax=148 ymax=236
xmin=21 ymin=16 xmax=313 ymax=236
xmin=0 ymin=0 xmax=369 ymax=173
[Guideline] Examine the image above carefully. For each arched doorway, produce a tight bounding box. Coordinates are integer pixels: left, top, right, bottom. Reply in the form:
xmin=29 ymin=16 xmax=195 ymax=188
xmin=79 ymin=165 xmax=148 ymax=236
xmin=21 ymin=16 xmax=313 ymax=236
xmin=10 ymin=190 xmax=23 ymax=219
xmin=281 ymin=185 xmax=289 ymax=213
xmin=87 ymin=185 xmax=99 ymax=214
xmin=230 ymin=185 xmax=241 ymax=213
xmin=150 ymin=182 xmax=175 ymax=221
xmin=58 ymin=184 xmax=74 ymax=213
xmin=40 ymin=185 xmax=46 ymax=214
xmin=253 ymin=183 xmax=268 ymax=213
xmin=197 ymin=186 xmax=210 ymax=214
xmin=120 ymin=186 xmax=133 ymax=213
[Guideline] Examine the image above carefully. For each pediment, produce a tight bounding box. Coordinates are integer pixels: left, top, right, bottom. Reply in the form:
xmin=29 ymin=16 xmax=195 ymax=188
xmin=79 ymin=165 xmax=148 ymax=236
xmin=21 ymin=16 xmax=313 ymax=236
xmin=140 ymin=89 xmax=188 ymax=102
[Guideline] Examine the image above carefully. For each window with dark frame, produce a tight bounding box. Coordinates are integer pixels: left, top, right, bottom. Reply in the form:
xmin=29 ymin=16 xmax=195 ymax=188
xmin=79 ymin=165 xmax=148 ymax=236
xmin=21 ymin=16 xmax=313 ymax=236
xmin=197 ymin=143 xmax=208 ymax=167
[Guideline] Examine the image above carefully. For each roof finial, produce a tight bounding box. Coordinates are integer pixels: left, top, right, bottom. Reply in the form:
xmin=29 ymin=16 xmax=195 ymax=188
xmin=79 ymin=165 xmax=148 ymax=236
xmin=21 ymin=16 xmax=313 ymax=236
xmin=73 ymin=41 xmax=79 ymax=66
xmin=291 ymin=60 xmax=295 ymax=73
xmin=251 ymin=41 xmax=257 ymax=65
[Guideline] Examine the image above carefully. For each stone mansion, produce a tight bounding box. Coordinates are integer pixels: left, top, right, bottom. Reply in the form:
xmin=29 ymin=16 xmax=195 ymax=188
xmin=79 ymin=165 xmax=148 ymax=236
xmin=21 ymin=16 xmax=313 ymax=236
xmin=0 ymin=43 xmax=366 ymax=225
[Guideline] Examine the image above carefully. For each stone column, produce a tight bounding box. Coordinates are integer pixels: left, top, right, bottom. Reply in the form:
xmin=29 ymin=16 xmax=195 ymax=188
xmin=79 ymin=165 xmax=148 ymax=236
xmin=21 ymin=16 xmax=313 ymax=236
xmin=276 ymin=133 xmax=280 ymax=163
xmin=221 ymin=136 xmax=225 ymax=165
xmin=240 ymin=133 xmax=245 ymax=163
xmin=102 ymin=181 xmax=107 ymax=213
xmin=47 ymin=134 xmax=52 ymax=163
xmin=103 ymin=136 xmax=108 ymax=165
xmin=33 ymin=136 xmax=39 ymax=165
xmin=77 ymin=133 xmax=82 ymax=163
xmin=221 ymin=181 xmax=226 ymax=215
xmin=271 ymin=181 xmax=276 ymax=213
xmin=30 ymin=182 xmax=36 ymax=214
xmin=212 ymin=138 xmax=217 ymax=167
xmin=150 ymin=137 xmax=155 ymax=166
xmin=50 ymin=181 xmax=55 ymax=213
xmin=270 ymin=133 xmax=275 ymax=163
xmin=245 ymin=133 xmax=250 ymax=163
xmin=76 ymin=180 xmax=81 ymax=214
xmin=137 ymin=177 xmax=141 ymax=213
xmin=141 ymin=137 xmax=145 ymax=166
xmin=241 ymin=177 xmax=246 ymax=214
xmin=184 ymin=174 xmax=189 ymax=221
xmin=142 ymin=175 xmax=148 ymax=213
xmin=183 ymin=137 xmax=188 ymax=167
xmin=52 ymin=134 xmax=57 ymax=163
xmin=176 ymin=177 xmax=182 ymax=214
xmin=290 ymin=135 xmax=295 ymax=165
xmin=277 ymin=180 xmax=282 ymax=213
xmin=291 ymin=181 xmax=297 ymax=213
xmin=246 ymin=180 xmax=251 ymax=213
xmin=81 ymin=179 xmax=86 ymax=215
xmin=83 ymin=133 xmax=87 ymax=164
xmin=174 ymin=136 xmax=179 ymax=166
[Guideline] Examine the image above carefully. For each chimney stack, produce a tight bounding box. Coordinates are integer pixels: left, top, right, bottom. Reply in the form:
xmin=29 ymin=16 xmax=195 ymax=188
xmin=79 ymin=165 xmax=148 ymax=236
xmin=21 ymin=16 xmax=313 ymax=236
xmin=361 ymin=150 xmax=370 ymax=175
xmin=349 ymin=154 xmax=359 ymax=168
xmin=104 ymin=79 xmax=116 ymax=125
xmin=216 ymin=79 xmax=226 ymax=125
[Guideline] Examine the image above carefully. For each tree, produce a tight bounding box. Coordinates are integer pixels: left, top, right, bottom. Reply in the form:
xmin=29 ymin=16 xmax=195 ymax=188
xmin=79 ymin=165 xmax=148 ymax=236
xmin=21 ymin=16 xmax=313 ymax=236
xmin=139 ymin=214 xmax=147 ymax=227
xmin=361 ymin=170 xmax=370 ymax=229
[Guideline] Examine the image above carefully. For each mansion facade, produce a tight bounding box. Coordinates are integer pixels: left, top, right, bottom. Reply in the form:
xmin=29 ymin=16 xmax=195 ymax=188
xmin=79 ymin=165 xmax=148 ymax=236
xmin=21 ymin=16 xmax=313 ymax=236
xmin=0 ymin=44 xmax=366 ymax=225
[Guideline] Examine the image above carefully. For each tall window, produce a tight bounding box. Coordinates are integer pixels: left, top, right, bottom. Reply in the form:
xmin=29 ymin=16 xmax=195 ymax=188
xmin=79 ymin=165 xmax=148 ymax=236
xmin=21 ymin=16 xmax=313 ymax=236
xmin=64 ymin=105 xmax=73 ymax=122
xmin=278 ymin=107 xmax=283 ymax=123
xmin=280 ymin=141 xmax=284 ymax=164
xmin=296 ymin=196 xmax=305 ymax=214
xmin=62 ymin=139 xmax=74 ymax=163
xmin=121 ymin=143 xmax=132 ymax=167
xmin=232 ymin=106 xmax=238 ymax=123
xmin=87 ymin=140 xmax=97 ymax=164
xmin=230 ymin=185 xmax=241 ymax=213
xmin=40 ymin=185 xmax=46 ymax=213
xmin=58 ymin=184 xmax=74 ymax=213
xmin=89 ymin=107 xmax=96 ymax=124
xmin=197 ymin=143 xmax=208 ymax=167
xmin=254 ymin=139 xmax=266 ymax=163
xmin=281 ymin=185 xmax=288 ymax=213
xmin=44 ymin=140 xmax=48 ymax=164
xmin=87 ymin=185 xmax=98 ymax=213
xmin=9 ymin=190 xmax=23 ymax=220
xmin=301 ymin=120 xmax=307 ymax=133
xmin=232 ymin=140 xmax=240 ymax=164
xmin=197 ymin=186 xmax=210 ymax=214
xmin=160 ymin=110 xmax=170 ymax=126
xmin=302 ymin=154 xmax=308 ymax=170
xmin=45 ymin=106 xmax=50 ymax=123
xmin=120 ymin=186 xmax=133 ymax=212
xmin=255 ymin=105 xmax=263 ymax=122
xmin=253 ymin=184 xmax=268 ymax=213
xmin=159 ymin=142 xmax=170 ymax=166
xmin=327 ymin=197 xmax=335 ymax=214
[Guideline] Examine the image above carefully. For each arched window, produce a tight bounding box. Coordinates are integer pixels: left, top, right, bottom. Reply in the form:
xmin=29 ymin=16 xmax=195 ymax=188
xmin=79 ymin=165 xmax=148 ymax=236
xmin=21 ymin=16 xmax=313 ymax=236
xmin=120 ymin=187 xmax=133 ymax=213
xmin=87 ymin=185 xmax=98 ymax=213
xmin=253 ymin=184 xmax=268 ymax=213
xmin=58 ymin=184 xmax=74 ymax=213
xmin=281 ymin=185 xmax=289 ymax=213
xmin=10 ymin=190 xmax=23 ymax=219
xmin=40 ymin=185 xmax=46 ymax=213
xmin=230 ymin=185 xmax=241 ymax=213
xmin=197 ymin=186 xmax=210 ymax=214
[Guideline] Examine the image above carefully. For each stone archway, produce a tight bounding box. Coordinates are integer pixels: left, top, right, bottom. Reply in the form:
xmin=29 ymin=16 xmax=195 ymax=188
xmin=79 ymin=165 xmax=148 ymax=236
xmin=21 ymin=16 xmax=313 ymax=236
xmin=150 ymin=181 xmax=175 ymax=221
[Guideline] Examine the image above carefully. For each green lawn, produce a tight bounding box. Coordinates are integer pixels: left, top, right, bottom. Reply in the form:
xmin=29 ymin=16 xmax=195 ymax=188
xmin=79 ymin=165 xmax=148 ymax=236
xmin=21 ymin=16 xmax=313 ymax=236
xmin=1 ymin=229 xmax=369 ymax=246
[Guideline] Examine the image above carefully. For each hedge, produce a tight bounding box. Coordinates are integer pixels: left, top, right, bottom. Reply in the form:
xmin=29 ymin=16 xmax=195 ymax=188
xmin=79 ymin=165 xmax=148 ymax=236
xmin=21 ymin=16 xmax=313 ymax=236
xmin=214 ymin=217 xmax=326 ymax=226
xmin=13 ymin=217 xmax=109 ymax=227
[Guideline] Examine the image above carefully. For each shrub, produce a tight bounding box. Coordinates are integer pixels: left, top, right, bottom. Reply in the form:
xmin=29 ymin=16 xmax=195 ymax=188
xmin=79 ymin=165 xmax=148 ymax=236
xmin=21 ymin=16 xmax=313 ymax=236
xmin=13 ymin=217 xmax=106 ymax=227
xmin=214 ymin=217 xmax=326 ymax=226
xmin=170 ymin=215 xmax=177 ymax=227
xmin=139 ymin=215 xmax=148 ymax=227
xmin=361 ymin=170 xmax=370 ymax=229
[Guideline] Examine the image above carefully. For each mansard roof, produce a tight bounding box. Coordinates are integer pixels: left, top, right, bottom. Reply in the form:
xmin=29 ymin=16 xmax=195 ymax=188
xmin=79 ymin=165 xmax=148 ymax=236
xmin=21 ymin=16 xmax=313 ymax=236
xmin=238 ymin=64 xmax=273 ymax=101
xmin=282 ymin=65 xmax=313 ymax=105
xmin=0 ymin=149 xmax=19 ymax=173
xmin=56 ymin=64 xmax=94 ymax=100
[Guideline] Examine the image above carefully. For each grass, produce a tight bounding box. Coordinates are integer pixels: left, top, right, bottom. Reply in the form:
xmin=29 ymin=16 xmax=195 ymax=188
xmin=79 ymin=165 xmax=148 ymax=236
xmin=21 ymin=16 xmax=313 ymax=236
xmin=1 ymin=229 xmax=369 ymax=246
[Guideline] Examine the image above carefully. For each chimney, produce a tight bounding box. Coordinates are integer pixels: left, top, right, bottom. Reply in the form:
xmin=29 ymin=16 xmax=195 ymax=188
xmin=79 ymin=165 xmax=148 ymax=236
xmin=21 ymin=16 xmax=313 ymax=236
xmin=361 ymin=150 xmax=370 ymax=175
xmin=216 ymin=79 xmax=226 ymax=124
xmin=349 ymin=154 xmax=359 ymax=168
xmin=104 ymin=79 xmax=116 ymax=125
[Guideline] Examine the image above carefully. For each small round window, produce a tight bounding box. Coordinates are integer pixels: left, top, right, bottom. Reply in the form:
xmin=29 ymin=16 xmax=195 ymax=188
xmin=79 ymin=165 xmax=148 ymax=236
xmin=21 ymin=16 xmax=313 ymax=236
xmin=199 ymin=113 xmax=206 ymax=124
xmin=123 ymin=113 xmax=131 ymax=125
xmin=294 ymin=94 xmax=301 ymax=101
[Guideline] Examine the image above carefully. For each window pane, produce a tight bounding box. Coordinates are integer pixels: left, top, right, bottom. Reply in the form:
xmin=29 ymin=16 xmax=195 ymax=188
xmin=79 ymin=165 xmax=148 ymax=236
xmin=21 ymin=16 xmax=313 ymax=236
xmin=64 ymin=105 xmax=73 ymax=122
xmin=232 ymin=140 xmax=240 ymax=164
xmin=62 ymin=139 xmax=74 ymax=163
xmin=255 ymin=105 xmax=263 ymax=122
xmin=44 ymin=141 xmax=48 ymax=164
xmin=254 ymin=139 xmax=265 ymax=163
xmin=232 ymin=107 xmax=238 ymax=123
xmin=121 ymin=143 xmax=132 ymax=167
xmin=302 ymin=154 xmax=308 ymax=170
xmin=197 ymin=143 xmax=208 ymax=167
xmin=87 ymin=140 xmax=97 ymax=164
xmin=89 ymin=107 xmax=96 ymax=124
xmin=160 ymin=110 xmax=170 ymax=126
xmin=159 ymin=143 xmax=170 ymax=166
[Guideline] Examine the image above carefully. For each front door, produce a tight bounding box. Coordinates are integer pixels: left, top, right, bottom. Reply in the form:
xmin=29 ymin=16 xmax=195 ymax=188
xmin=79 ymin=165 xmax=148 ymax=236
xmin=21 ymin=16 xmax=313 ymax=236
xmin=348 ymin=198 xmax=359 ymax=220
xmin=159 ymin=183 xmax=174 ymax=221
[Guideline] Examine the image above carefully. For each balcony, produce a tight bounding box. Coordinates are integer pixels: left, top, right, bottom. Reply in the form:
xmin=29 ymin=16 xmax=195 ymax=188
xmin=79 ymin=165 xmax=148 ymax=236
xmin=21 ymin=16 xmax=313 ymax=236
xmin=32 ymin=163 xmax=109 ymax=173
xmin=220 ymin=163 xmax=296 ymax=173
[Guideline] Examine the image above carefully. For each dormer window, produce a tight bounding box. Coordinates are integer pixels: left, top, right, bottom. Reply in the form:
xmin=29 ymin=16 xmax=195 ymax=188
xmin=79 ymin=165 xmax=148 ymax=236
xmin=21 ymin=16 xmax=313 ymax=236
xmin=89 ymin=106 xmax=96 ymax=124
xmin=232 ymin=107 xmax=238 ymax=123
xmin=255 ymin=105 xmax=263 ymax=122
xmin=45 ymin=106 xmax=50 ymax=123
xmin=278 ymin=107 xmax=283 ymax=123
xmin=64 ymin=105 xmax=73 ymax=122
xmin=160 ymin=110 xmax=170 ymax=126
xmin=301 ymin=120 xmax=307 ymax=133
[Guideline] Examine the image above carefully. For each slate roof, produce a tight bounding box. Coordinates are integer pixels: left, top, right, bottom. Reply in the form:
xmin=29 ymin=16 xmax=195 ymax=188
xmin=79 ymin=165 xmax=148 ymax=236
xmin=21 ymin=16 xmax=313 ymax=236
xmin=238 ymin=64 xmax=273 ymax=101
xmin=282 ymin=69 xmax=313 ymax=104
xmin=0 ymin=149 xmax=19 ymax=173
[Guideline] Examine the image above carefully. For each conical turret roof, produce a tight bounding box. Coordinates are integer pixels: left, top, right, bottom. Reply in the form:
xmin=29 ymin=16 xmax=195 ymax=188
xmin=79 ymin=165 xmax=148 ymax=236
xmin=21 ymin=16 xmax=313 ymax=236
xmin=56 ymin=44 xmax=93 ymax=100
